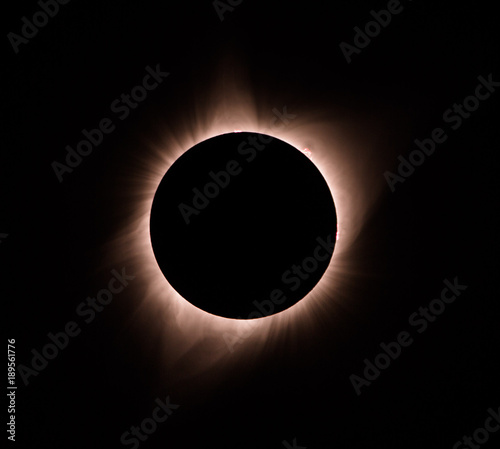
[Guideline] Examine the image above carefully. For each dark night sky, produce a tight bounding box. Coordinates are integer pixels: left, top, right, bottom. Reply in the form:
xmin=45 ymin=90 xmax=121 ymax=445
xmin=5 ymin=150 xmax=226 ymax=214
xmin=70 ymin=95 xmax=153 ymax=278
xmin=3 ymin=1 xmax=499 ymax=448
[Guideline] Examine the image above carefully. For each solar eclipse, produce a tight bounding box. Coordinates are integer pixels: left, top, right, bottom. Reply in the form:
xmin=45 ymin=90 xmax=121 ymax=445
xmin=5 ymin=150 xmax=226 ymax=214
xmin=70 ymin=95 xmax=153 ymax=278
xmin=150 ymin=132 xmax=337 ymax=319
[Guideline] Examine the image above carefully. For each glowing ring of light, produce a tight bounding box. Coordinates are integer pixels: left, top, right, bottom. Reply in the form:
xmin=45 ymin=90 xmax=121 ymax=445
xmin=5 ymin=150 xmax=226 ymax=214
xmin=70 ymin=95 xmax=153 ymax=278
xmin=102 ymin=74 xmax=391 ymax=393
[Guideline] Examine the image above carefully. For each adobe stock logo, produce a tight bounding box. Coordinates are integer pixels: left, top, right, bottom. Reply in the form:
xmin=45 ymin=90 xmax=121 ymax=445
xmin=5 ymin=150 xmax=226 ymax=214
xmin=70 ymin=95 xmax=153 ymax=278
xmin=177 ymin=107 xmax=297 ymax=224
xmin=349 ymin=277 xmax=467 ymax=395
xmin=452 ymin=406 xmax=500 ymax=449
xmin=385 ymin=73 xmax=499 ymax=192
xmin=212 ymin=0 xmax=243 ymax=22
xmin=120 ymin=396 xmax=180 ymax=449
xmin=17 ymin=268 xmax=135 ymax=386
xmin=52 ymin=64 xmax=169 ymax=182
xmin=7 ymin=0 xmax=72 ymax=54
xmin=339 ymin=0 xmax=412 ymax=64
xmin=223 ymin=234 xmax=336 ymax=352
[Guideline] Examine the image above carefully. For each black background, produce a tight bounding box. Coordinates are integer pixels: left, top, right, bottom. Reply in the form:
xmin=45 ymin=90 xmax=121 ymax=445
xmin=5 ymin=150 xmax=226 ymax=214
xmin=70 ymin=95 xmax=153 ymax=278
xmin=3 ymin=0 xmax=499 ymax=448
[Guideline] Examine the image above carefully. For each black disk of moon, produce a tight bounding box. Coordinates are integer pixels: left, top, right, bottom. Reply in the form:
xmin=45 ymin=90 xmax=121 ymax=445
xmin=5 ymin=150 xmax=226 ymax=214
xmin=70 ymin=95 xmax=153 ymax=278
xmin=150 ymin=132 xmax=337 ymax=319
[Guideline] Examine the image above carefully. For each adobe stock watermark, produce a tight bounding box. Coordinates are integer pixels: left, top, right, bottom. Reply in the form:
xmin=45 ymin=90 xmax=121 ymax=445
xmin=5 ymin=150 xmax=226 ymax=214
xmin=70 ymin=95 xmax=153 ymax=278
xmin=349 ymin=277 xmax=467 ymax=396
xmin=283 ymin=438 xmax=307 ymax=449
xmin=52 ymin=64 xmax=169 ymax=183
xmin=453 ymin=406 xmax=500 ymax=449
xmin=339 ymin=0 xmax=412 ymax=64
xmin=223 ymin=234 xmax=335 ymax=352
xmin=120 ymin=395 xmax=180 ymax=448
xmin=17 ymin=267 xmax=135 ymax=386
xmin=385 ymin=73 xmax=499 ymax=192
xmin=213 ymin=0 xmax=243 ymax=22
xmin=7 ymin=0 xmax=71 ymax=54
xmin=178 ymin=106 xmax=297 ymax=225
